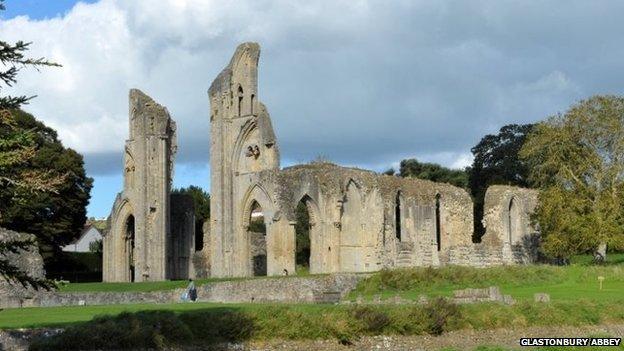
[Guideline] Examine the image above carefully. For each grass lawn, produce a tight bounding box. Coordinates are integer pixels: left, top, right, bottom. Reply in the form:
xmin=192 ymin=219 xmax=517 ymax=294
xmin=348 ymin=253 xmax=624 ymax=303
xmin=0 ymin=302 xmax=319 ymax=329
xmin=5 ymin=254 xmax=624 ymax=349
xmin=16 ymin=299 xmax=624 ymax=349
xmin=57 ymin=277 xmax=242 ymax=293
xmin=58 ymin=270 xmax=323 ymax=292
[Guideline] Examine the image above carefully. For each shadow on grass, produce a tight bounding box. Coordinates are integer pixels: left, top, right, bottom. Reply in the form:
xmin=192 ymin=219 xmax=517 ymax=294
xmin=29 ymin=307 xmax=255 ymax=351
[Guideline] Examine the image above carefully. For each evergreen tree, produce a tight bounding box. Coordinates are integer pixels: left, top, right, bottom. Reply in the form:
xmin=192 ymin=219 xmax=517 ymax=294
xmin=399 ymin=159 xmax=468 ymax=188
xmin=172 ymin=186 xmax=210 ymax=250
xmin=0 ymin=110 xmax=93 ymax=262
xmin=0 ymin=0 xmax=63 ymax=288
xmin=467 ymin=124 xmax=534 ymax=241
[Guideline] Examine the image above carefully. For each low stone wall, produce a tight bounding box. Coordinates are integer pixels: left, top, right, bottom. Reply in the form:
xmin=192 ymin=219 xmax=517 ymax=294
xmin=452 ymin=286 xmax=514 ymax=305
xmin=1 ymin=273 xmax=366 ymax=309
xmin=346 ymin=286 xmax=517 ymax=306
xmin=198 ymin=274 xmax=363 ymax=303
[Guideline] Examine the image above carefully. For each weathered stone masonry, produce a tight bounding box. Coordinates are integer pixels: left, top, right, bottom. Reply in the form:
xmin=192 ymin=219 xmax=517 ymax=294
xmin=103 ymin=90 xmax=194 ymax=282
xmin=104 ymin=42 xmax=539 ymax=282
xmin=208 ymin=43 xmax=540 ymax=278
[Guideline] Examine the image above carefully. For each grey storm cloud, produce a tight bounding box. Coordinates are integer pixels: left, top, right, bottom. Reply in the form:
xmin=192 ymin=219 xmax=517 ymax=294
xmin=3 ymin=0 xmax=624 ymax=176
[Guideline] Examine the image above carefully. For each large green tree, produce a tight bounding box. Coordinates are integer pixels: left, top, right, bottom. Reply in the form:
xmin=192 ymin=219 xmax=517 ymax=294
xmin=0 ymin=0 xmax=64 ymax=288
xmin=0 ymin=110 xmax=93 ymax=261
xmin=172 ymin=186 xmax=210 ymax=250
xmin=467 ymin=124 xmax=534 ymax=241
xmin=399 ymin=159 xmax=468 ymax=189
xmin=520 ymin=95 xmax=624 ymax=261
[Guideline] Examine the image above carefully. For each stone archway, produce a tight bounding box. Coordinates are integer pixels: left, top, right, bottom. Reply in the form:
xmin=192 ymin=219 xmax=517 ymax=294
xmin=247 ymin=200 xmax=267 ymax=276
xmin=294 ymin=195 xmax=321 ymax=274
xmin=240 ymin=184 xmax=277 ymax=277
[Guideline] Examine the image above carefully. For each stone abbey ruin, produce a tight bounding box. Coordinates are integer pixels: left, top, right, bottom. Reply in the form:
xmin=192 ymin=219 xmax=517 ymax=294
xmin=102 ymin=43 xmax=539 ymax=282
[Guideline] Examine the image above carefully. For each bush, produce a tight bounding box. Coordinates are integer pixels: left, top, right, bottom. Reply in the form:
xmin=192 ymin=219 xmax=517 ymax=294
xmin=30 ymin=311 xmax=193 ymax=350
xmin=423 ymin=297 xmax=461 ymax=336
xmin=179 ymin=309 xmax=254 ymax=342
xmin=352 ymin=306 xmax=391 ymax=333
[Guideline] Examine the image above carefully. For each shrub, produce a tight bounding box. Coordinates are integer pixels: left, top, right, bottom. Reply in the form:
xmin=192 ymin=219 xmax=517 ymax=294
xmin=30 ymin=311 xmax=193 ymax=350
xmin=423 ymin=297 xmax=461 ymax=336
xmin=179 ymin=309 xmax=255 ymax=342
xmin=352 ymin=306 xmax=391 ymax=333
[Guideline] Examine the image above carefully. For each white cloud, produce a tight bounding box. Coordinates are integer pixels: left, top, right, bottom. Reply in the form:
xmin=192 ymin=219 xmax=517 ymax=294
xmin=3 ymin=0 xmax=624 ymax=177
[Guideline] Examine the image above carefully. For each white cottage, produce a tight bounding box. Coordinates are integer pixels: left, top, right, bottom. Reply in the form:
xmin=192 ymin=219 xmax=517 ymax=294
xmin=63 ymin=224 xmax=102 ymax=253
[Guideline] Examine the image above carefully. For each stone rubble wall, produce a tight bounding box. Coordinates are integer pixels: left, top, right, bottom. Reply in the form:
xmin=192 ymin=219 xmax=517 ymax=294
xmin=0 ymin=274 xmax=367 ymax=309
xmin=0 ymin=227 xmax=46 ymax=308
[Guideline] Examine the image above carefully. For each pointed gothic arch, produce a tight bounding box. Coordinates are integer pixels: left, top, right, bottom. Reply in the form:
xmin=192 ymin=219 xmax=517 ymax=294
xmin=240 ymin=184 xmax=275 ymax=276
xmin=294 ymin=194 xmax=321 ymax=273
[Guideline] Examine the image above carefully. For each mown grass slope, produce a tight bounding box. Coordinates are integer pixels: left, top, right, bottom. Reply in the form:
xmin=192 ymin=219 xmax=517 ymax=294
xmin=348 ymin=253 xmax=624 ymax=303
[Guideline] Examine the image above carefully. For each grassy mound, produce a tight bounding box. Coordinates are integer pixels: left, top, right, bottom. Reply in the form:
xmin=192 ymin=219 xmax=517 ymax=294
xmin=350 ymin=261 xmax=624 ymax=302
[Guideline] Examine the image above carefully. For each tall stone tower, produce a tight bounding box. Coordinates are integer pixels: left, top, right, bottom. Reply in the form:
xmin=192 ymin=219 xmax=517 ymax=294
xmin=208 ymin=43 xmax=280 ymax=277
xmin=103 ymin=89 xmax=194 ymax=282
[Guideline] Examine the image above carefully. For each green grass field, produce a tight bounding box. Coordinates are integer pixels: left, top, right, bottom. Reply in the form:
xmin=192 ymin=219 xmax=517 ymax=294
xmin=56 ymin=277 xmax=240 ymax=292
xmin=58 ymin=270 xmax=323 ymax=292
xmin=4 ymin=254 xmax=624 ymax=349
xmin=348 ymin=253 xmax=624 ymax=303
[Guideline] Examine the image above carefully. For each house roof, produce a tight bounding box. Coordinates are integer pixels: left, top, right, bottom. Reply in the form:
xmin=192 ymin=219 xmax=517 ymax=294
xmin=67 ymin=224 xmax=102 ymax=246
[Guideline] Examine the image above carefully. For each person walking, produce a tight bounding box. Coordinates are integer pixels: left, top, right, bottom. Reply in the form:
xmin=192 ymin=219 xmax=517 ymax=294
xmin=186 ymin=279 xmax=197 ymax=302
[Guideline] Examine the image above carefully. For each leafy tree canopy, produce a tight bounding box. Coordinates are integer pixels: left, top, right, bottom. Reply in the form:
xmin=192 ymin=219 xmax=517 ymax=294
xmin=172 ymin=185 xmax=210 ymax=222
xmin=520 ymin=95 xmax=624 ymax=259
xmin=0 ymin=0 xmax=65 ymax=288
xmin=467 ymin=123 xmax=534 ymax=241
xmin=0 ymin=110 xmax=93 ymax=261
xmin=172 ymin=186 xmax=210 ymax=251
xmin=399 ymin=159 xmax=468 ymax=189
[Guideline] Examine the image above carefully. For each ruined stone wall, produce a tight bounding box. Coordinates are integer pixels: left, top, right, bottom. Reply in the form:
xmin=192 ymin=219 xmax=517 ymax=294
xmin=480 ymin=185 xmax=539 ymax=264
xmin=101 ymin=43 xmax=541 ymax=283
xmin=192 ymin=220 xmax=211 ymax=278
xmin=103 ymin=90 xmax=192 ymax=282
xmin=209 ymin=43 xmax=280 ymax=278
xmin=234 ymin=163 xmax=475 ymax=276
xmin=169 ymin=194 xmax=195 ymax=279
xmin=0 ymin=227 xmax=46 ymax=308
xmin=207 ymin=43 xmax=540 ymax=278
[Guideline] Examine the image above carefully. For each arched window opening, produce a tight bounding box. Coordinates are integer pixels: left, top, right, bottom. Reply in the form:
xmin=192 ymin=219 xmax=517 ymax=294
xmin=125 ymin=215 xmax=136 ymax=282
xmin=250 ymin=94 xmax=255 ymax=115
xmin=194 ymin=221 xmax=204 ymax=252
xmin=295 ymin=198 xmax=311 ymax=273
xmin=395 ymin=192 xmax=402 ymax=241
xmin=508 ymin=197 xmax=520 ymax=245
xmin=237 ymin=86 xmax=244 ymax=116
xmin=435 ymin=194 xmax=441 ymax=252
xmin=248 ymin=200 xmax=267 ymax=276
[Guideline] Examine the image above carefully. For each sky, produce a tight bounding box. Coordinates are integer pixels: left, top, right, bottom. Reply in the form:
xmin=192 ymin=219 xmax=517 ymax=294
xmin=2 ymin=0 xmax=624 ymax=218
